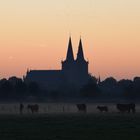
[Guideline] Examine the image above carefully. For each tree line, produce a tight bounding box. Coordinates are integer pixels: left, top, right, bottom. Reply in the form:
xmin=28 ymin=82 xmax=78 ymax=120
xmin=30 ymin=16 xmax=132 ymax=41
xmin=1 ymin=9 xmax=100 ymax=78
xmin=0 ymin=76 xmax=140 ymax=100
xmin=0 ymin=77 xmax=42 ymax=100
xmin=81 ymin=76 xmax=140 ymax=99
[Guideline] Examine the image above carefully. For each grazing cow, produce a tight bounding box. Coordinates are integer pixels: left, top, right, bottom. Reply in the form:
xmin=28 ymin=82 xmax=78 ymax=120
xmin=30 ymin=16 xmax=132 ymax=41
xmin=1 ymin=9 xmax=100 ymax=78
xmin=27 ymin=104 xmax=39 ymax=114
xmin=97 ymin=106 xmax=108 ymax=112
xmin=116 ymin=103 xmax=135 ymax=113
xmin=76 ymin=104 xmax=87 ymax=113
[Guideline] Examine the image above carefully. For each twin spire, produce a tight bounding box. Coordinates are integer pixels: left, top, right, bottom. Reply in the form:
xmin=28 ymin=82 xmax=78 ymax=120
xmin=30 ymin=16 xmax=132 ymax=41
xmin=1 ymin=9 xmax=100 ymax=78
xmin=66 ymin=37 xmax=85 ymax=62
xmin=66 ymin=37 xmax=74 ymax=62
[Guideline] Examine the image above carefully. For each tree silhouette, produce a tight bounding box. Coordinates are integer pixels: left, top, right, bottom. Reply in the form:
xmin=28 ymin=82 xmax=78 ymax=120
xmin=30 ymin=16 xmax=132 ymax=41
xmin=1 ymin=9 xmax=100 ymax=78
xmin=80 ymin=76 xmax=100 ymax=97
xmin=0 ymin=79 xmax=13 ymax=98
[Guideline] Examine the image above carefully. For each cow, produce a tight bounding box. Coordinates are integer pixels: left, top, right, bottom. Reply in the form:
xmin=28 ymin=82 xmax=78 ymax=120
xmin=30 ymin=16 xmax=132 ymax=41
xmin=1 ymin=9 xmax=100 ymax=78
xmin=27 ymin=104 xmax=39 ymax=114
xmin=97 ymin=106 xmax=108 ymax=112
xmin=76 ymin=104 xmax=87 ymax=113
xmin=116 ymin=103 xmax=135 ymax=113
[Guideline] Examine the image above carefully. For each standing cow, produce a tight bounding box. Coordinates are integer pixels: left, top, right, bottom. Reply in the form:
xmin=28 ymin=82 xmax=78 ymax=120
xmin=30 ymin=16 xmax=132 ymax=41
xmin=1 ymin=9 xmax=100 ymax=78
xmin=27 ymin=104 xmax=39 ymax=114
xmin=116 ymin=103 xmax=135 ymax=113
xmin=76 ymin=104 xmax=87 ymax=113
xmin=97 ymin=106 xmax=108 ymax=112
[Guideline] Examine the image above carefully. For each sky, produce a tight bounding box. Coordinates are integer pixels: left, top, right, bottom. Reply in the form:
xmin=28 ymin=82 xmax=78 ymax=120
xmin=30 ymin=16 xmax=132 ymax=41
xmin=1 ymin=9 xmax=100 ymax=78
xmin=0 ymin=0 xmax=140 ymax=80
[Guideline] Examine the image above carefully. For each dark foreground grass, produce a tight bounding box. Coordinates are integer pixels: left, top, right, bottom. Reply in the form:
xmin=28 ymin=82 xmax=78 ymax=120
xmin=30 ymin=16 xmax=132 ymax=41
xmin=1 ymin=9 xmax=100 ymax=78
xmin=0 ymin=113 xmax=140 ymax=140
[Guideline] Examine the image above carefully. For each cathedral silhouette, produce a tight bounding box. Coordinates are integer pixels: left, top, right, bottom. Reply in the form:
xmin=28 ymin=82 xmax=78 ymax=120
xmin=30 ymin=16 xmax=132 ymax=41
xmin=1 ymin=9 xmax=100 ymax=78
xmin=25 ymin=37 xmax=90 ymax=90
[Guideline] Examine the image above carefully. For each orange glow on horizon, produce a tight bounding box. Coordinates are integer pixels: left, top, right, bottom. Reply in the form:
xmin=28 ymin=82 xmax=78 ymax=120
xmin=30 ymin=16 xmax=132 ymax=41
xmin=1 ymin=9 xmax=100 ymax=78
xmin=0 ymin=0 xmax=140 ymax=80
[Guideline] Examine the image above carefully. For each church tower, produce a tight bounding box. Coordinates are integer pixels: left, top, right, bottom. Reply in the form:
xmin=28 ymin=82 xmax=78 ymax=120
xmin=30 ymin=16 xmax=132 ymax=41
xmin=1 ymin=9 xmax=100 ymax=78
xmin=62 ymin=37 xmax=89 ymax=86
xmin=62 ymin=37 xmax=76 ymax=84
xmin=76 ymin=38 xmax=85 ymax=62
xmin=65 ymin=37 xmax=74 ymax=62
xmin=75 ymin=38 xmax=89 ymax=85
xmin=62 ymin=37 xmax=75 ymax=69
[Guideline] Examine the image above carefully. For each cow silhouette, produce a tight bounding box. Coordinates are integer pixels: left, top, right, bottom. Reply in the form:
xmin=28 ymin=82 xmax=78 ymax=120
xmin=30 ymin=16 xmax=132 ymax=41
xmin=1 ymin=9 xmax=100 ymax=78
xmin=27 ymin=104 xmax=39 ymax=114
xmin=76 ymin=104 xmax=87 ymax=113
xmin=116 ymin=103 xmax=135 ymax=113
xmin=97 ymin=106 xmax=108 ymax=112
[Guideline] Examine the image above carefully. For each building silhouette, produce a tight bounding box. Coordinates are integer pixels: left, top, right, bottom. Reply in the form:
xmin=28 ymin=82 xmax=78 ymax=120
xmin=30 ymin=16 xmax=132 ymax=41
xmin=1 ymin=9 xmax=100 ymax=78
xmin=25 ymin=37 xmax=90 ymax=90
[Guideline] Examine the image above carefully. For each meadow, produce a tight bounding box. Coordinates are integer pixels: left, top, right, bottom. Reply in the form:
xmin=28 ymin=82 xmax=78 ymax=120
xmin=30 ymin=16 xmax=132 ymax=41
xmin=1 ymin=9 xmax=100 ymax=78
xmin=0 ymin=113 xmax=140 ymax=140
xmin=0 ymin=103 xmax=139 ymax=140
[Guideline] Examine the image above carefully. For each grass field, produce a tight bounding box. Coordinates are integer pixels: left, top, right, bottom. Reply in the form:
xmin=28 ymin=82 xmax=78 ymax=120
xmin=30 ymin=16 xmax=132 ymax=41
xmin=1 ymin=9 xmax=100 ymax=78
xmin=0 ymin=113 xmax=140 ymax=140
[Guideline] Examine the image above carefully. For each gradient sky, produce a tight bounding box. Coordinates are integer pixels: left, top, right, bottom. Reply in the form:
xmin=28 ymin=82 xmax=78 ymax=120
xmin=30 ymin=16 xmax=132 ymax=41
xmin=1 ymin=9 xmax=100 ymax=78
xmin=0 ymin=0 xmax=140 ymax=80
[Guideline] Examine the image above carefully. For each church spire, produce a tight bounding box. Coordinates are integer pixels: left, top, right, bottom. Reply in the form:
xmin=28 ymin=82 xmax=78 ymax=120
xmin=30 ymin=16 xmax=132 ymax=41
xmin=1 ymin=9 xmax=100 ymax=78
xmin=66 ymin=36 xmax=74 ymax=62
xmin=76 ymin=38 xmax=85 ymax=61
xmin=98 ymin=75 xmax=101 ymax=84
